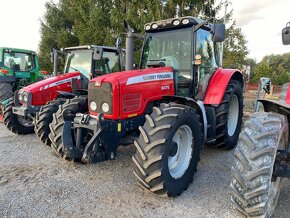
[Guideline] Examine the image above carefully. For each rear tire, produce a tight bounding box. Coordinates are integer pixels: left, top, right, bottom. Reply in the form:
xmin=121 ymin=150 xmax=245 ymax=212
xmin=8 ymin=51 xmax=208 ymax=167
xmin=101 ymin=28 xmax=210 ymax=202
xmin=0 ymin=83 xmax=13 ymax=102
xmin=3 ymin=98 xmax=34 ymax=134
xmin=230 ymin=112 xmax=288 ymax=217
xmin=211 ymin=80 xmax=243 ymax=149
xmin=49 ymin=96 xmax=88 ymax=160
xmin=132 ymin=103 xmax=202 ymax=197
xmin=34 ymin=99 xmax=65 ymax=146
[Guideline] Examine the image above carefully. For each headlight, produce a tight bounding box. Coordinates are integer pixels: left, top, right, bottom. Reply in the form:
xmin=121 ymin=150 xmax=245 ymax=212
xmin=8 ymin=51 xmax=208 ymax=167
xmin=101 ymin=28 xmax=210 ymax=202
xmin=145 ymin=24 xmax=151 ymax=31
xmin=172 ymin=19 xmax=180 ymax=26
xmin=18 ymin=93 xmax=23 ymax=102
xmin=23 ymin=93 xmax=28 ymax=102
xmin=152 ymin=23 xmax=158 ymax=29
xmin=182 ymin=18 xmax=190 ymax=24
xmin=102 ymin=102 xmax=110 ymax=113
xmin=90 ymin=101 xmax=97 ymax=111
xmin=18 ymin=91 xmax=29 ymax=102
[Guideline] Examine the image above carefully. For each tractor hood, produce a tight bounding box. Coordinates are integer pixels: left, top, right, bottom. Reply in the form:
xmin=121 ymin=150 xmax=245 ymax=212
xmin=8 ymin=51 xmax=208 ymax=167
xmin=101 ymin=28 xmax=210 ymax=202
xmin=19 ymin=72 xmax=81 ymax=106
xmin=90 ymin=66 xmax=174 ymax=86
xmin=21 ymin=72 xmax=81 ymax=93
xmin=89 ymin=67 xmax=175 ymax=120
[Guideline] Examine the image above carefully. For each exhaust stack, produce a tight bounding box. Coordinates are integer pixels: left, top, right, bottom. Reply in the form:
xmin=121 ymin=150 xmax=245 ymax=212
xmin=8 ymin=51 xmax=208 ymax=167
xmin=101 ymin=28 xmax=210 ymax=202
xmin=124 ymin=21 xmax=134 ymax=71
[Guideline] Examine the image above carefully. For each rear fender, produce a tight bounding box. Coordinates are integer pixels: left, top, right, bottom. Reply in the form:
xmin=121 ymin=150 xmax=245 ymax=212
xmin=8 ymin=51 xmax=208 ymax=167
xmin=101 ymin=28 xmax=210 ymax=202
xmin=259 ymin=99 xmax=290 ymax=114
xmin=204 ymin=68 xmax=243 ymax=105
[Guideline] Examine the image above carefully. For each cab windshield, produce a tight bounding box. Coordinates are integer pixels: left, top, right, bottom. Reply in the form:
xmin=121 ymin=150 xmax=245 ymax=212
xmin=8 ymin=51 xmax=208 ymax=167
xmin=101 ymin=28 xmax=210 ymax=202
xmin=140 ymin=27 xmax=192 ymax=79
xmin=65 ymin=50 xmax=92 ymax=78
xmin=3 ymin=51 xmax=36 ymax=71
xmin=64 ymin=49 xmax=121 ymax=78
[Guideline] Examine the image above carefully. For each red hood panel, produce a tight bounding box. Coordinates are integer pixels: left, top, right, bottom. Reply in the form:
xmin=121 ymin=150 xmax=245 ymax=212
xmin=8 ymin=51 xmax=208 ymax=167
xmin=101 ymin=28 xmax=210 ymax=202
xmin=91 ymin=67 xmax=173 ymax=84
xmin=21 ymin=72 xmax=81 ymax=93
xmin=20 ymin=72 xmax=81 ymax=106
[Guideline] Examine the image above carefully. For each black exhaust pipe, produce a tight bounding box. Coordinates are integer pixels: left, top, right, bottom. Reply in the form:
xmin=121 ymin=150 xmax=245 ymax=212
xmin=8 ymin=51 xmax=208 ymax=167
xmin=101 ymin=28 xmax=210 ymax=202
xmin=124 ymin=21 xmax=134 ymax=71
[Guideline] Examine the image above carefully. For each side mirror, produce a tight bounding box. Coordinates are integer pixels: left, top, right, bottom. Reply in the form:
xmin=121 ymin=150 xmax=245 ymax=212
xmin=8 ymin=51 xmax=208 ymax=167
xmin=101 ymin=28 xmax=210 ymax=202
xmin=116 ymin=36 xmax=122 ymax=53
xmin=213 ymin=23 xmax=226 ymax=42
xmin=116 ymin=36 xmax=122 ymax=47
xmin=282 ymin=23 xmax=290 ymax=45
xmin=93 ymin=47 xmax=103 ymax=60
xmin=50 ymin=47 xmax=54 ymax=63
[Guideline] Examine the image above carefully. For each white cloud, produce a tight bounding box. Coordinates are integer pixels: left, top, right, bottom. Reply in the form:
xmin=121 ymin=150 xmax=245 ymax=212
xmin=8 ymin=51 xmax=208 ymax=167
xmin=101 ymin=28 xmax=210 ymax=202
xmin=0 ymin=0 xmax=47 ymax=52
xmin=230 ymin=0 xmax=290 ymax=61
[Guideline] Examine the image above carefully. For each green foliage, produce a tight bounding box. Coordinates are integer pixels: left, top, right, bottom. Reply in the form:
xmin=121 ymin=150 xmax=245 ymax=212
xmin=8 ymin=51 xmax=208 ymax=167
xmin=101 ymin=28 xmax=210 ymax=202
xmin=223 ymin=22 xmax=248 ymax=69
xmin=252 ymin=61 xmax=273 ymax=84
xmin=244 ymin=58 xmax=257 ymax=79
xmin=38 ymin=0 xmax=234 ymax=72
xmin=251 ymin=53 xmax=290 ymax=85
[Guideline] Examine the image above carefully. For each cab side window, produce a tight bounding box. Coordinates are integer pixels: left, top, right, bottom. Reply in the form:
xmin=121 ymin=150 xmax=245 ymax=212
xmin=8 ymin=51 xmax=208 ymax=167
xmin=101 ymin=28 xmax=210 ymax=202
xmin=196 ymin=29 xmax=218 ymax=79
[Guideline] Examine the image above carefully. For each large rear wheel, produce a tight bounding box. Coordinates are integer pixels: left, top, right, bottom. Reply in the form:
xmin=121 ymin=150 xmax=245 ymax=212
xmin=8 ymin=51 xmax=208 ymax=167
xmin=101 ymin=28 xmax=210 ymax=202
xmin=230 ymin=112 xmax=288 ymax=217
xmin=0 ymin=83 xmax=13 ymax=102
xmin=34 ymin=99 xmax=65 ymax=146
xmin=3 ymin=98 xmax=34 ymax=134
xmin=132 ymin=103 xmax=202 ymax=196
xmin=211 ymin=80 xmax=243 ymax=149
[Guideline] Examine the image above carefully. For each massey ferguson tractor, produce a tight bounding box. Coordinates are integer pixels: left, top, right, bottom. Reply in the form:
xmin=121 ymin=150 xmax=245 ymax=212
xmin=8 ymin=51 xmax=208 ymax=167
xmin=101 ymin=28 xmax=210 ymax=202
xmin=230 ymin=23 xmax=290 ymax=217
xmin=49 ymin=16 xmax=244 ymax=197
xmin=3 ymin=45 xmax=124 ymax=147
xmin=0 ymin=47 xmax=46 ymax=121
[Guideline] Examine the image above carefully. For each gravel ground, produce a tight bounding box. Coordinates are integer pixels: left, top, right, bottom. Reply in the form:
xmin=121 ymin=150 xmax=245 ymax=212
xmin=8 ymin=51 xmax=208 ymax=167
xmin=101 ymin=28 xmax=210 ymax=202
xmin=0 ymin=95 xmax=289 ymax=217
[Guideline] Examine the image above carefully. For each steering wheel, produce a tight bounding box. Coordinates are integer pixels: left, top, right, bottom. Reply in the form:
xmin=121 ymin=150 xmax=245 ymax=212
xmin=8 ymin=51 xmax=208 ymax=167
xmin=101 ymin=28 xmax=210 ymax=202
xmin=161 ymin=56 xmax=179 ymax=70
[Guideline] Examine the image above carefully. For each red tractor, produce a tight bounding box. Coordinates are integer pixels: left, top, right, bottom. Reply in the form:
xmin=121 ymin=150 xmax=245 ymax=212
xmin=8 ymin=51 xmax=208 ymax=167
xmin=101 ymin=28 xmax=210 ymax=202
xmin=230 ymin=23 xmax=290 ymax=217
xmin=49 ymin=16 xmax=244 ymax=196
xmin=3 ymin=45 xmax=124 ymax=146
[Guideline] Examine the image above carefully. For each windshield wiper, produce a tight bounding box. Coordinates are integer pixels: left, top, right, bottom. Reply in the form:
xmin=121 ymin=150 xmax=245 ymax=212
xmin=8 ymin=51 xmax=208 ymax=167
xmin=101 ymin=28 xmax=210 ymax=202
xmin=194 ymin=21 xmax=208 ymax=32
xmin=148 ymin=59 xmax=166 ymax=62
xmin=69 ymin=66 xmax=79 ymax=72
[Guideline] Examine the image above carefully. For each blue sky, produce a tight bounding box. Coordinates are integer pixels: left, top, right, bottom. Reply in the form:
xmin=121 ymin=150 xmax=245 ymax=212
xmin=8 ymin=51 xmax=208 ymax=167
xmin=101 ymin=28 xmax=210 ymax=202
xmin=0 ymin=0 xmax=289 ymax=62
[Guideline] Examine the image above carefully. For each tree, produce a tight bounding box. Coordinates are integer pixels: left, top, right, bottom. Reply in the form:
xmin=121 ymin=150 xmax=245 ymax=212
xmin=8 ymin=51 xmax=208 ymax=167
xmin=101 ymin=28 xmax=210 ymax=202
xmin=253 ymin=52 xmax=290 ymax=85
xmin=38 ymin=0 xmax=238 ymax=72
xmin=252 ymin=61 xmax=273 ymax=84
xmin=223 ymin=22 xmax=248 ymax=69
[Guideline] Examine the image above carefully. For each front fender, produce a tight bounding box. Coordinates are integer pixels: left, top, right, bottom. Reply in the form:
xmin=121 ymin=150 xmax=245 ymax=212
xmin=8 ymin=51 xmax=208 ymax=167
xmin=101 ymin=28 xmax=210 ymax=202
xmin=203 ymin=68 xmax=243 ymax=105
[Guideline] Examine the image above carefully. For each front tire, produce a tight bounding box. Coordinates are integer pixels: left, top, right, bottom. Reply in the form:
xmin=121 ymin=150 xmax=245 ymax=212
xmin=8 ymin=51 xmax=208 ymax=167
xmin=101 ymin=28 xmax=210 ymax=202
xmin=49 ymin=96 xmax=88 ymax=160
xmin=132 ymin=103 xmax=202 ymax=197
xmin=3 ymin=98 xmax=34 ymax=134
xmin=230 ymin=112 xmax=288 ymax=217
xmin=34 ymin=99 xmax=65 ymax=146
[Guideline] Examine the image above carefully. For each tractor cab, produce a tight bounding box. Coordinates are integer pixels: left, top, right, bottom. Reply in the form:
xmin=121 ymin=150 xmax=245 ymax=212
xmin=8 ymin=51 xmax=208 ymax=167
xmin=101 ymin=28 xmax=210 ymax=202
xmin=60 ymin=45 xmax=124 ymax=90
xmin=0 ymin=47 xmax=44 ymax=89
xmin=140 ymin=17 xmax=225 ymax=97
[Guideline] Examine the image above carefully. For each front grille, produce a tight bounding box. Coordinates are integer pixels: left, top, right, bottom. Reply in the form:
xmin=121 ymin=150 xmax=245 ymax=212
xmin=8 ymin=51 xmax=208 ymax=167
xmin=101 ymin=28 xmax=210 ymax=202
xmin=88 ymin=82 xmax=112 ymax=114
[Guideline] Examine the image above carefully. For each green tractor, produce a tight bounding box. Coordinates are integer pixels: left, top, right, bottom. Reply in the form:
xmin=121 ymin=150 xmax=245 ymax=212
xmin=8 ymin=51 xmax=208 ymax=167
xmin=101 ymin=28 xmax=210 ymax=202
xmin=0 ymin=47 xmax=45 ymax=120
